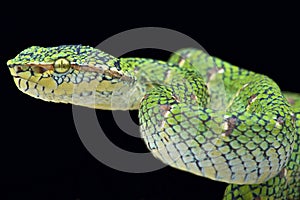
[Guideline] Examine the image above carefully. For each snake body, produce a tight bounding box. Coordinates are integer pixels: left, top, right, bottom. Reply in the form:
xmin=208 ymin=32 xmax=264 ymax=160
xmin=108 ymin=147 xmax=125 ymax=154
xmin=7 ymin=45 xmax=300 ymax=199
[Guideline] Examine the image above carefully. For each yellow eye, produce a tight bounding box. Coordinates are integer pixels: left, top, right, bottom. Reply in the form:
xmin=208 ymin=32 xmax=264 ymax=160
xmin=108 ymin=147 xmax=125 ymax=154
xmin=54 ymin=58 xmax=70 ymax=73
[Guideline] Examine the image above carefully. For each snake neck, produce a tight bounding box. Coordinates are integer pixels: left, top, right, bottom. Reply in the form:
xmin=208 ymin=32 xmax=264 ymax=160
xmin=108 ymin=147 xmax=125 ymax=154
xmin=120 ymin=57 xmax=209 ymax=110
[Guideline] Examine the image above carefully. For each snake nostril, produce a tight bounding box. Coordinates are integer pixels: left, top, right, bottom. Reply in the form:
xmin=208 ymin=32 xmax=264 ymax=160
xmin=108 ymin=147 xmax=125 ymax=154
xmin=15 ymin=66 xmax=22 ymax=73
xmin=14 ymin=66 xmax=30 ymax=73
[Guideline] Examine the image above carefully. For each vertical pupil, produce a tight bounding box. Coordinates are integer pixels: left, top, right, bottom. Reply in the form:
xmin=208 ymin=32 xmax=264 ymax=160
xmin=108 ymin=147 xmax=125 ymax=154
xmin=54 ymin=58 xmax=70 ymax=73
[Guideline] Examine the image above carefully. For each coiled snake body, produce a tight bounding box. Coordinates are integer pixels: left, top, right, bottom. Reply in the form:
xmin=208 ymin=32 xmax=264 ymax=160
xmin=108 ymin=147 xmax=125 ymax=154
xmin=7 ymin=45 xmax=300 ymax=199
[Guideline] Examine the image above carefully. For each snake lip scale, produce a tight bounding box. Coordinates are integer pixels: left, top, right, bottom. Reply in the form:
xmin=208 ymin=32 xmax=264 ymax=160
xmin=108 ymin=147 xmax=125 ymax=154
xmin=7 ymin=45 xmax=300 ymax=199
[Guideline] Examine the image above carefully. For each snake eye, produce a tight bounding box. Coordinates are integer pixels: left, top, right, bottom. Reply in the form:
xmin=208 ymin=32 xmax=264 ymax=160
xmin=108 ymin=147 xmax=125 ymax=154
xmin=54 ymin=58 xmax=70 ymax=73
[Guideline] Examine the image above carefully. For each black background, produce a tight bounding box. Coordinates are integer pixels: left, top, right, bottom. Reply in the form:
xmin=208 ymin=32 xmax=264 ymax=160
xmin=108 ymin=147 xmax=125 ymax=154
xmin=0 ymin=3 xmax=299 ymax=200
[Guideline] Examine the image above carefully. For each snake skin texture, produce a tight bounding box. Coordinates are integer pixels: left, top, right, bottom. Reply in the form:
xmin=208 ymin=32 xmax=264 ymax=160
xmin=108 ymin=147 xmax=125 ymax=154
xmin=7 ymin=45 xmax=300 ymax=199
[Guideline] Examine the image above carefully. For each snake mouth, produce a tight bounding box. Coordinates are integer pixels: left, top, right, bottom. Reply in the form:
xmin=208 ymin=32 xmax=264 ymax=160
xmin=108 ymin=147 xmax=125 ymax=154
xmin=12 ymin=75 xmax=21 ymax=79
xmin=9 ymin=67 xmax=44 ymax=92
xmin=9 ymin=68 xmax=26 ymax=82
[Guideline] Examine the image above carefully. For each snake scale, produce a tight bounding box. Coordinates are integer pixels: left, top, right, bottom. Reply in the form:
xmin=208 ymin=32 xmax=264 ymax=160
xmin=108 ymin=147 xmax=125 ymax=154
xmin=7 ymin=45 xmax=300 ymax=199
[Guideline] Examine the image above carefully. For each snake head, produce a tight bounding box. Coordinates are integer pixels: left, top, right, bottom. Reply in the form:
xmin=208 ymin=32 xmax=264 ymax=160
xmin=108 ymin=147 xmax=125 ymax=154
xmin=7 ymin=45 xmax=137 ymax=109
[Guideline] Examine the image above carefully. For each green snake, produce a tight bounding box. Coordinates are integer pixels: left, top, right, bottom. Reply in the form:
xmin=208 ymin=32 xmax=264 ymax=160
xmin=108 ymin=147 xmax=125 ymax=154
xmin=7 ymin=45 xmax=300 ymax=199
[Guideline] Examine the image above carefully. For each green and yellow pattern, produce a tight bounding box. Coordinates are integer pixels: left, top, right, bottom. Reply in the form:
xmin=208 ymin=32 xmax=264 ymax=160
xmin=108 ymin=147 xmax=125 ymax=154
xmin=7 ymin=45 xmax=300 ymax=199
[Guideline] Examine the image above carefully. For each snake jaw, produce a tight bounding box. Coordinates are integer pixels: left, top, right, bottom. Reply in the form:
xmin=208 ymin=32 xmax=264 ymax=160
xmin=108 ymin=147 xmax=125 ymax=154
xmin=8 ymin=63 xmax=53 ymax=83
